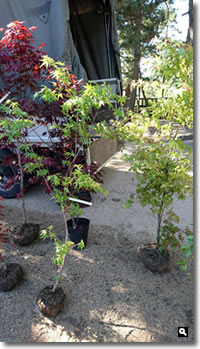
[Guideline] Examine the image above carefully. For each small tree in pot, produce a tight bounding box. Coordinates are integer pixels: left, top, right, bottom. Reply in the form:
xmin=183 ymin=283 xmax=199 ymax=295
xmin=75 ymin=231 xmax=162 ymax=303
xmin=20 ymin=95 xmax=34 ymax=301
xmin=123 ymin=121 xmax=193 ymax=272
xmin=24 ymin=114 xmax=106 ymax=314
xmin=36 ymin=225 xmax=84 ymax=317
xmin=121 ymin=38 xmax=193 ymax=272
xmin=0 ymin=101 xmax=40 ymax=245
xmin=26 ymin=145 xmax=105 ymax=316
xmin=29 ymin=162 xmax=105 ymax=316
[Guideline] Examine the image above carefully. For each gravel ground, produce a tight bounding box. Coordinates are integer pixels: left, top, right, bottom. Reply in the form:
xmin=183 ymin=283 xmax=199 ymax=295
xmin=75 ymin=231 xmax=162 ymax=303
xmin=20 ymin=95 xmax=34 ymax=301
xmin=0 ymin=140 xmax=193 ymax=343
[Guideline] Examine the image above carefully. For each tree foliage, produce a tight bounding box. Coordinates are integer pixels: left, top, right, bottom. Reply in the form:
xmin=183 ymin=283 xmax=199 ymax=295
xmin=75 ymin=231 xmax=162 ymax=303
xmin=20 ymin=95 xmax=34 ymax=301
xmin=115 ymin=0 xmax=176 ymax=109
xmin=0 ymin=21 xmax=45 ymax=100
xmin=145 ymin=39 xmax=193 ymax=127
xmin=123 ymin=118 xmax=193 ymax=250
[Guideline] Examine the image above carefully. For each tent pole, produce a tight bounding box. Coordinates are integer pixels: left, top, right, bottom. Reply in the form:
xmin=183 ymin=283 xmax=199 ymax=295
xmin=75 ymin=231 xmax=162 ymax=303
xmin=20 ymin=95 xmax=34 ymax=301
xmin=104 ymin=12 xmax=112 ymax=78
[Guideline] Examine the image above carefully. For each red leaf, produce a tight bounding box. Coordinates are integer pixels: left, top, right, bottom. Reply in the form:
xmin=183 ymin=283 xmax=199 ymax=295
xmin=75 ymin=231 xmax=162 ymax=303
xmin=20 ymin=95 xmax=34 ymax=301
xmin=18 ymin=34 xmax=25 ymax=40
xmin=7 ymin=21 xmax=24 ymax=28
xmin=0 ymin=37 xmax=7 ymax=44
xmin=38 ymin=43 xmax=46 ymax=50
xmin=29 ymin=26 xmax=37 ymax=31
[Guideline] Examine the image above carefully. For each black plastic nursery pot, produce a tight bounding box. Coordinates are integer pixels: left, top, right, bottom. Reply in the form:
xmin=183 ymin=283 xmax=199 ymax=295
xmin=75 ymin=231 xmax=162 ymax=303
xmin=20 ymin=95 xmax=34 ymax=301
xmin=137 ymin=243 xmax=171 ymax=273
xmin=36 ymin=285 xmax=66 ymax=317
xmin=0 ymin=263 xmax=23 ymax=292
xmin=67 ymin=218 xmax=90 ymax=249
xmin=77 ymin=190 xmax=92 ymax=208
xmin=12 ymin=223 xmax=40 ymax=246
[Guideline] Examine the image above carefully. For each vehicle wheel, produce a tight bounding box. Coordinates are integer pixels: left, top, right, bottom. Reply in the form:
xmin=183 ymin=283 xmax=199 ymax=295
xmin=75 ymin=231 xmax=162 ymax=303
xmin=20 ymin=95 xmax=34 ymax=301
xmin=0 ymin=148 xmax=20 ymax=199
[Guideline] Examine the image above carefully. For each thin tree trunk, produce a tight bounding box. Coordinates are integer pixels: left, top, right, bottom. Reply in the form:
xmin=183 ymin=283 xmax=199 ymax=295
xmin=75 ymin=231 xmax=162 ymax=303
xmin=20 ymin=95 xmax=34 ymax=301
xmin=128 ymin=49 xmax=141 ymax=110
xmin=52 ymin=210 xmax=69 ymax=292
xmin=125 ymin=84 xmax=131 ymax=99
xmin=186 ymin=0 xmax=193 ymax=43
xmin=16 ymin=143 xmax=27 ymax=225
xmin=128 ymin=11 xmax=141 ymax=111
xmin=156 ymin=199 xmax=165 ymax=246
xmin=141 ymin=87 xmax=149 ymax=107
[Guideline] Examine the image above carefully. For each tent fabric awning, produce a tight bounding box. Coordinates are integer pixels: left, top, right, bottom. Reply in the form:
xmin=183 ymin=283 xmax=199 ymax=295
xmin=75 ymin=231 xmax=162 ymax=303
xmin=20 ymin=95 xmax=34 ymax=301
xmin=0 ymin=0 xmax=87 ymax=80
xmin=0 ymin=0 xmax=121 ymax=83
xmin=68 ymin=0 xmax=121 ymax=82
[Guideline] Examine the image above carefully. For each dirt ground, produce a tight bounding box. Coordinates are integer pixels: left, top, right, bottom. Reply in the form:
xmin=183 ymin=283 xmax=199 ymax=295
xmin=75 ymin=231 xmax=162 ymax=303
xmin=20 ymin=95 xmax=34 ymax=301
xmin=0 ymin=141 xmax=193 ymax=343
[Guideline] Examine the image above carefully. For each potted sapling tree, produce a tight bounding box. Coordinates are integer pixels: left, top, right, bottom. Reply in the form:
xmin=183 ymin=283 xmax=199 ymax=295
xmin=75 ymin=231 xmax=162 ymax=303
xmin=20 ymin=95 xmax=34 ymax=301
xmin=36 ymin=225 xmax=84 ymax=317
xmin=0 ymin=100 xmax=40 ymax=245
xmin=123 ymin=121 xmax=193 ymax=272
xmin=28 ymin=161 xmax=105 ymax=316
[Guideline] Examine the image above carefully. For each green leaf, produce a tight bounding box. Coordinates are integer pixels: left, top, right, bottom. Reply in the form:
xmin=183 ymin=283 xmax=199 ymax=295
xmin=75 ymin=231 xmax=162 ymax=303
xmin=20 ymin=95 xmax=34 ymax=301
xmin=77 ymin=240 xmax=85 ymax=250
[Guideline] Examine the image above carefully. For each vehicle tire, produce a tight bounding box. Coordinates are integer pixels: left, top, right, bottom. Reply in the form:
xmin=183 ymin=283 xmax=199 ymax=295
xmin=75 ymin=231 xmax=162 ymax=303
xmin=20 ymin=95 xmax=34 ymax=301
xmin=0 ymin=148 xmax=20 ymax=199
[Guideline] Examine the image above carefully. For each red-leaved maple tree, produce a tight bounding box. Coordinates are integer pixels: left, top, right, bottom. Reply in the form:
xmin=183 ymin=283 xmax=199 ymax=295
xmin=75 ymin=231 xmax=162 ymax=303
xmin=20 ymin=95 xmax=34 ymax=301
xmin=0 ymin=20 xmax=45 ymax=102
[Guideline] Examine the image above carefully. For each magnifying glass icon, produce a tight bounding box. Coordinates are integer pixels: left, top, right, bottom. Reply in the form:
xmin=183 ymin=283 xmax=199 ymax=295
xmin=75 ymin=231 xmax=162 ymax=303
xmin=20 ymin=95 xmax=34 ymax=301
xmin=179 ymin=328 xmax=187 ymax=336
